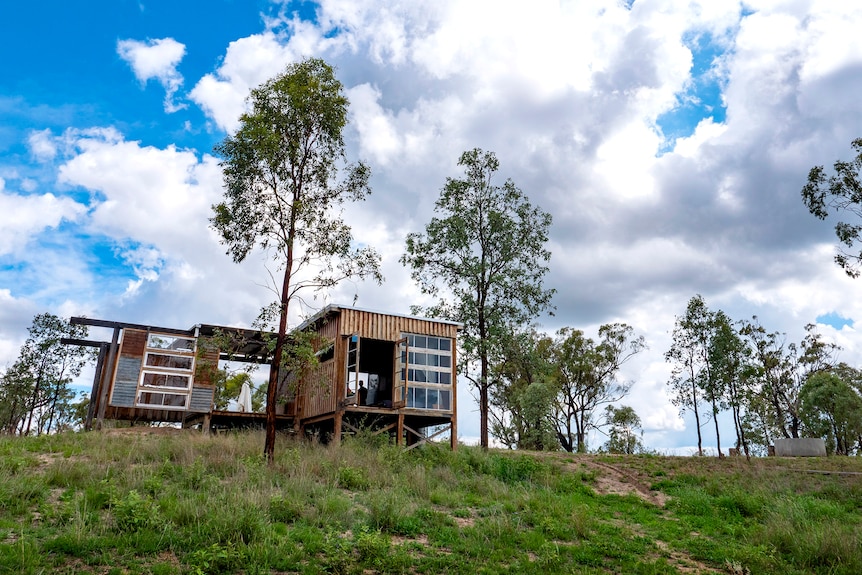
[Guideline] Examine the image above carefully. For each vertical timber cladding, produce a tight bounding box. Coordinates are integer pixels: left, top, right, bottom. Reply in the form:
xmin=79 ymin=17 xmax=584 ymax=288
xmin=339 ymin=309 xmax=459 ymax=341
xmin=110 ymin=328 xmax=147 ymax=407
xmin=302 ymin=313 xmax=343 ymax=419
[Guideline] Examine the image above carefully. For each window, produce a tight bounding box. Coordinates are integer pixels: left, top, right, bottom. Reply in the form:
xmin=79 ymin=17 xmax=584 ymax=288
xmin=402 ymin=333 xmax=454 ymax=411
xmin=407 ymin=388 xmax=451 ymax=411
xmin=403 ymin=334 xmax=453 ymax=387
xmin=146 ymin=334 xmax=195 ymax=353
xmin=141 ymin=372 xmax=191 ymax=390
xmin=145 ymin=353 xmax=194 ymax=370
xmin=137 ymin=391 xmax=188 ymax=408
xmin=136 ymin=332 xmax=197 ymax=410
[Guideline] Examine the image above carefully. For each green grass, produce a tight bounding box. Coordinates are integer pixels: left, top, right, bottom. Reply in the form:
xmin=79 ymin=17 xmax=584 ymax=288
xmin=1 ymin=430 xmax=861 ymax=574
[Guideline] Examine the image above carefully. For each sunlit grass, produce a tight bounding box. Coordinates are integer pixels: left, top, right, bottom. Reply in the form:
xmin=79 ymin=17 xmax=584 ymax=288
xmin=0 ymin=430 xmax=860 ymax=574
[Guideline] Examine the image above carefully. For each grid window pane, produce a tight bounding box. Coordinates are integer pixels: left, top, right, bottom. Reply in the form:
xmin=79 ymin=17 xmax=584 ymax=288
xmin=147 ymin=334 xmax=195 ymax=352
xmin=438 ymin=338 xmax=451 ymax=351
xmin=440 ymin=391 xmax=450 ymax=410
xmin=142 ymin=372 xmax=190 ymax=390
xmin=145 ymin=353 xmax=193 ymax=370
xmin=414 ymin=387 xmax=426 ymax=409
xmin=427 ymin=389 xmax=439 ymax=409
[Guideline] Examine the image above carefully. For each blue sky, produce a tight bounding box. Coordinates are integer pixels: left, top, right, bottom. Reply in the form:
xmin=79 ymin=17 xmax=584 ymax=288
xmin=2 ymin=0 xmax=862 ymax=451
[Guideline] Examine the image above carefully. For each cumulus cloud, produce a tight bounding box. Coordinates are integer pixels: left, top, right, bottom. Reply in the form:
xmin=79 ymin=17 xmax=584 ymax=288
xmin=0 ymin=182 xmax=86 ymax=256
xmin=117 ymin=37 xmax=188 ymax=113
xmin=8 ymin=0 xmax=862 ymax=449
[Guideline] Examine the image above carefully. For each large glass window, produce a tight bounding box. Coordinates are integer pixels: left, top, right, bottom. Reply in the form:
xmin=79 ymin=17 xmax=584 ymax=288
xmin=146 ymin=334 xmax=195 ymax=353
xmin=137 ymin=392 xmax=188 ymax=408
xmin=145 ymin=353 xmax=194 ymax=370
xmin=141 ymin=372 xmax=191 ymax=390
xmin=136 ymin=332 xmax=197 ymax=410
xmin=403 ymin=333 xmax=453 ymax=411
xmin=403 ymin=334 xmax=453 ymax=388
xmin=406 ymin=388 xmax=451 ymax=411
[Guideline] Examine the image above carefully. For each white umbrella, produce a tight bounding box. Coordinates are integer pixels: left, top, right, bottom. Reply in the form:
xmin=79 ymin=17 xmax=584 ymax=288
xmin=237 ymin=380 xmax=252 ymax=412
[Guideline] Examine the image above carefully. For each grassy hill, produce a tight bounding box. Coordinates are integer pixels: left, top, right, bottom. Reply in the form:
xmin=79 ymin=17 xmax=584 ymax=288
xmin=1 ymin=430 xmax=860 ymax=574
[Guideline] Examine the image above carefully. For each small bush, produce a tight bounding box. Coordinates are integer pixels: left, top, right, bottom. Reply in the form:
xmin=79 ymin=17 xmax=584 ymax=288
xmin=337 ymin=466 xmax=370 ymax=491
xmin=354 ymin=526 xmax=391 ymax=567
xmin=186 ymin=543 xmax=240 ymax=575
xmin=111 ymin=490 xmax=161 ymax=532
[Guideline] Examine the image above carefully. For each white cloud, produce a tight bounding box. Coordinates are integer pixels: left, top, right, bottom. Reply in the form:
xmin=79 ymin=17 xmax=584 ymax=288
xmin=0 ymin=187 xmax=86 ymax=256
xmin=28 ymin=129 xmax=57 ymax=162
xmin=10 ymin=0 xmax=862 ymax=452
xmin=117 ymin=37 xmax=188 ymax=113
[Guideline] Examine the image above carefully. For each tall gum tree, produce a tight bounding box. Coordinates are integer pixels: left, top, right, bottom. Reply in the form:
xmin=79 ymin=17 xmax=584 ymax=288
xmin=211 ymin=58 xmax=382 ymax=462
xmin=552 ymin=323 xmax=646 ymax=453
xmin=401 ymin=148 xmax=554 ymax=449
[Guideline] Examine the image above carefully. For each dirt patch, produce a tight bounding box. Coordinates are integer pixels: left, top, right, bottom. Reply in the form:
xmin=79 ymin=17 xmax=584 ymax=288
xmin=583 ymin=459 xmax=669 ymax=507
xmin=654 ymin=539 xmax=725 ymax=574
xmin=548 ymin=454 xmax=668 ymax=507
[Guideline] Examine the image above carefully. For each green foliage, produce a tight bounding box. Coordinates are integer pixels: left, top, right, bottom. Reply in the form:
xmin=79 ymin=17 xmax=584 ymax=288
xmin=0 ymin=313 xmax=95 ymax=435
xmin=211 ymin=57 xmax=382 ymax=460
xmin=604 ymin=405 xmax=644 ymax=454
xmin=487 ymin=454 xmax=545 ymax=485
xmin=801 ymin=137 xmax=862 ymax=277
xmin=336 ymin=465 xmax=370 ymax=491
xmin=111 ymin=490 xmax=161 ymax=532
xmin=402 ymin=148 xmax=555 ymax=448
xmin=800 ymin=370 xmax=862 ymax=454
xmin=186 ymin=543 xmax=239 ymax=575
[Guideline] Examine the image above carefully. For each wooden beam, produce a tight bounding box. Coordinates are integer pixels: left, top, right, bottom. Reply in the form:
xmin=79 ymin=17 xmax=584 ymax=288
xmin=405 ymin=424 xmax=452 ymax=451
xmin=333 ymin=412 xmax=342 ymax=445
xmin=396 ymin=413 xmax=404 ymax=446
xmin=96 ymin=327 xmax=120 ymax=430
xmin=372 ymin=423 xmax=396 ymax=436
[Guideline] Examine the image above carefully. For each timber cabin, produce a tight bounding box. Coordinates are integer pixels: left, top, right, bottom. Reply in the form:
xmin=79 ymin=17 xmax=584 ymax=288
xmin=67 ymin=305 xmax=461 ymax=448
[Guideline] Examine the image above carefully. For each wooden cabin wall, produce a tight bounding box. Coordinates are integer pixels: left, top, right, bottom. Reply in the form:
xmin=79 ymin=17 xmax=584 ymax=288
xmin=297 ymin=309 xmax=459 ymax=421
xmin=339 ymin=309 xmax=459 ymax=340
xmin=301 ymin=359 xmax=339 ymax=419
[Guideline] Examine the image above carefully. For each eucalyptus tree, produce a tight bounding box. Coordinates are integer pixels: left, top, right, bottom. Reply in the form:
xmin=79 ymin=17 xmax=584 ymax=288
xmin=551 ymin=324 xmax=645 ymax=453
xmin=665 ymin=295 xmax=713 ymax=456
xmin=740 ymin=319 xmax=838 ymax=442
xmin=0 ymin=313 xmax=93 ymax=435
xmin=401 ymin=148 xmax=554 ymax=449
xmin=212 ymin=58 xmax=382 ymax=461
xmin=708 ymin=312 xmax=754 ymax=457
xmin=603 ymin=405 xmax=644 ymax=454
xmin=488 ymin=328 xmax=557 ymax=450
xmin=801 ymin=138 xmax=862 ymax=277
xmin=800 ymin=370 xmax=862 ymax=455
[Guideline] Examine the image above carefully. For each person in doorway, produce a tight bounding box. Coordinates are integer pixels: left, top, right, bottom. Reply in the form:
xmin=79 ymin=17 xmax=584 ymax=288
xmin=358 ymin=380 xmax=368 ymax=406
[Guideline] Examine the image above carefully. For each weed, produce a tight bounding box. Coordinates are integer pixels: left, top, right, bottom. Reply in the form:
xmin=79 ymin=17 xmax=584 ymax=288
xmin=186 ymin=542 xmax=239 ymax=575
xmin=111 ymin=489 xmax=161 ymax=532
xmin=336 ymin=465 xmax=370 ymax=491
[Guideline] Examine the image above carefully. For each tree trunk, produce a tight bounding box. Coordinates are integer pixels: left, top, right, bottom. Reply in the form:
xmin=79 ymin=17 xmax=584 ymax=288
xmin=711 ymin=396 xmax=722 ymax=457
xmin=264 ymin=203 xmax=298 ymax=464
xmin=691 ymin=378 xmax=703 ymax=456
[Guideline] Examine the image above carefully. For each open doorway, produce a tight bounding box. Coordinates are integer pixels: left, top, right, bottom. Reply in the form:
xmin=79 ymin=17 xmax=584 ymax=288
xmin=345 ymin=337 xmax=396 ymax=407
